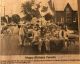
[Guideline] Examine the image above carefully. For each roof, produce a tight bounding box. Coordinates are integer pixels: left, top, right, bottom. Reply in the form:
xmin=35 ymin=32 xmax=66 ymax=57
xmin=53 ymin=0 xmax=78 ymax=11
xmin=64 ymin=3 xmax=73 ymax=11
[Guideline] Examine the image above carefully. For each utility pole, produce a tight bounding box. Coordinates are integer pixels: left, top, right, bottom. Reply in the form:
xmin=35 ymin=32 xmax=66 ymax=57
xmin=4 ymin=6 xmax=5 ymax=16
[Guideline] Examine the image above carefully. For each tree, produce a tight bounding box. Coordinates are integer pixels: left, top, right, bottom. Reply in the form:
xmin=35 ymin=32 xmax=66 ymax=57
xmin=44 ymin=13 xmax=53 ymax=21
xmin=11 ymin=14 xmax=20 ymax=24
xmin=22 ymin=14 xmax=32 ymax=21
xmin=8 ymin=17 xmax=12 ymax=23
xmin=41 ymin=6 xmax=48 ymax=12
xmin=5 ymin=15 xmax=12 ymax=24
xmin=1 ymin=16 xmax=7 ymax=23
xmin=22 ymin=1 xmax=41 ymax=21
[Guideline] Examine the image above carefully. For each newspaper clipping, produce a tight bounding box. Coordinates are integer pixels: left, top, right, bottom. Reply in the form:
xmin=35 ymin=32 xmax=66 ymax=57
xmin=0 ymin=0 xmax=80 ymax=64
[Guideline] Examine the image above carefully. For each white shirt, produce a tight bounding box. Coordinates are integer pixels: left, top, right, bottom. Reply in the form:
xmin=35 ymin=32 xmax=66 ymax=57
xmin=19 ymin=27 xmax=24 ymax=35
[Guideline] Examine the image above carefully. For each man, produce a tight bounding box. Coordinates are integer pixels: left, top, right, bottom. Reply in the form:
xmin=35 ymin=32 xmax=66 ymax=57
xmin=18 ymin=25 xmax=25 ymax=46
xmin=32 ymin=26 xmax=42 ymax=52
xmin=44 ymin=31 xmax=51 ymax=52
xmin=26 ymin=26 xmax=34 ymax=45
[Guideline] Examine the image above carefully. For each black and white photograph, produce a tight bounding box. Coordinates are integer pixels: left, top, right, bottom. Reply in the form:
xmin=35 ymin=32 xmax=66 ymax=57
xmin=0 ymin=0 xmax=79 ymax=55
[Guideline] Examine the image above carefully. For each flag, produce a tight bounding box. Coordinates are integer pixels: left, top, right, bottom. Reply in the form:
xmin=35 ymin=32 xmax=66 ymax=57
xmin=48 ymin=0 xmax=55 ymax=15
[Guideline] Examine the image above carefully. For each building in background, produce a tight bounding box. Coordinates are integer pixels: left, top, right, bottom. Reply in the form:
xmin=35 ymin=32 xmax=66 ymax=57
xmin=55 ymin=3 xmax=78 ymax=30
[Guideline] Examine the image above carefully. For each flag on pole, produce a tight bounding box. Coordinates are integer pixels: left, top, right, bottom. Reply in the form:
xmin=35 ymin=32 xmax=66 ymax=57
xmin=48 ymin=0 xmax=55 ymax=16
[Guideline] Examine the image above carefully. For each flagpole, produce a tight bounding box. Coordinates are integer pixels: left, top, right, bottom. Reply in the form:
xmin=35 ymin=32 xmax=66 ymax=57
xmin=4 ymin=6 xmax=5 ymax=16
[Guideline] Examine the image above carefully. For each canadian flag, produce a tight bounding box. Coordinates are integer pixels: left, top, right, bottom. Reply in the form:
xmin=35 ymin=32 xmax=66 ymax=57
xmin=39 ymin=0 xmax=55 ymax=16
xmin=48 ymin=0 xmax=55 ymax=15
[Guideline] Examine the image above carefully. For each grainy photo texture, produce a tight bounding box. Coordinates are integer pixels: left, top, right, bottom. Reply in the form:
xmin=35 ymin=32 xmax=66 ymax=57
xmin=0 ymin=0 xmax=79 ymax=55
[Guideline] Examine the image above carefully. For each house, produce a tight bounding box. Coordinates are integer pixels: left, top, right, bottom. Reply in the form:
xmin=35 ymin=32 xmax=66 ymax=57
xmin=55 ymin=3 xmax=78 ymax=30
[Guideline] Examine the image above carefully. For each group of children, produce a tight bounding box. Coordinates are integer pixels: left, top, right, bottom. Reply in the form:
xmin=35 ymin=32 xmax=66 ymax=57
xmin=18 ymin=22 xmax=70 ymax=52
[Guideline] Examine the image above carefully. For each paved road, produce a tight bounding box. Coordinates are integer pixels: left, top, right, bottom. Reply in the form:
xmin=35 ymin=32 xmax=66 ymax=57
xmin=0 ymin=34 xmax=37 ymax=55
xmin=0 ymin=34 xmax=79 ymax=55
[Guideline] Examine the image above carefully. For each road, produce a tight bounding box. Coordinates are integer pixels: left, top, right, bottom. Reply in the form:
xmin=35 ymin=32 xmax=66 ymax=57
xmin=0 ymin=34 xmax=39 ymax=55
xmin=0 ymin=34 xmax=79 ymax=55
